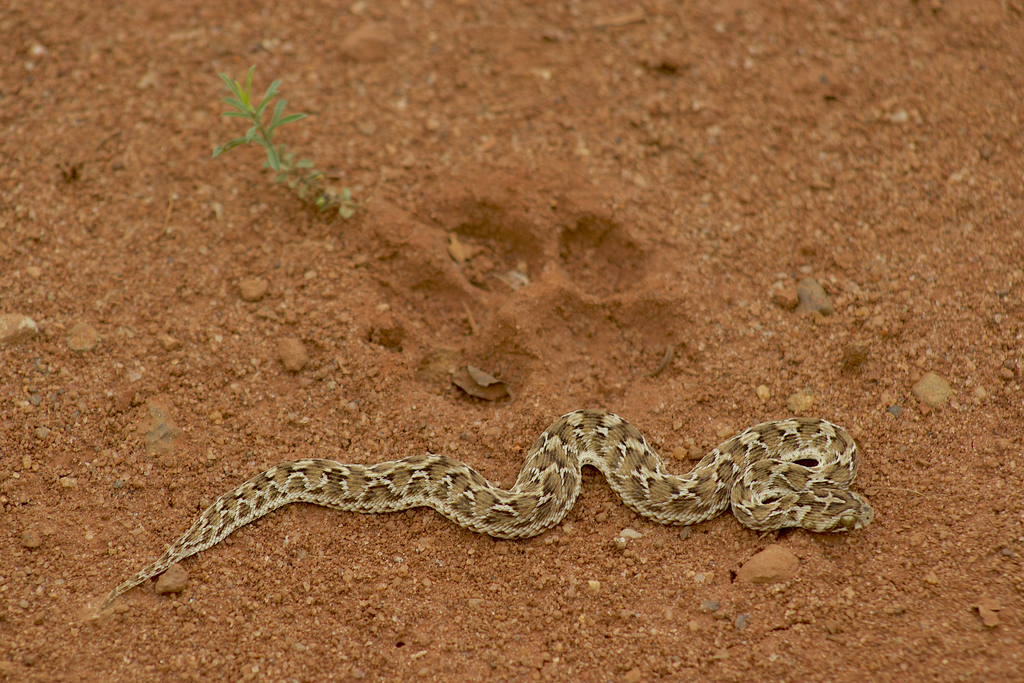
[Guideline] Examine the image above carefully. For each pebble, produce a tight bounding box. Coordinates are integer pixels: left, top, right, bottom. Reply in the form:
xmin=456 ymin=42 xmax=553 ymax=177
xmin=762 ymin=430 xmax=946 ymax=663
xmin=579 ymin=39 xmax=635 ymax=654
xmin=786 ymin=391 xmax=815 ymax=413
xmin=154 ymin=563 xmax=189 ymax=596
xmin=772 ymin=285 xmax=799 ymax=311
xmin=841 ymin=343 xmax=870 ymax=370
xmin=278 ymin=337 xmax=309 ymax=372
xmin=756 ymin=385 xmax=771 ymax=402
xmin=586 ymin=580 xmax=601 ymax=593
xmin=976 ymin=597 xmax=1002 ymax=628
xmin=699 ymin=599 xmax=720 ymax=613
xmin=912 ymin=372 xmax=952 ymax=407
xmin=678 ymin=527 xmax=692 ymax=541
xmin=59 ymin=476 xmax=78 ymax=489
xmin=0 ymin=314 xmax=38 ymax=347
xmin=619 ymin=528 xmax=643 ymax=540
xmin=795 ymin=278 xmax=833 ymax=316
xmin=339 ymin=23 xmax=395 ymax=62
xmin=21 ymin=529 xmax=43 ymax=549
xmin=34 ymin=426 xmax=50 ymax=440
xmin=734 ymin=613 xmax=749 ymax=630
xmin=623 ymin=667 xmax=643 ymax=683
xmin=736 ymin=544 xmax=799 ymax=584
xmin=239 ymin=277 xmax=269 ymax=302
xmin=157 ymin=334 xmax=181 ymax=351
xmin=141 ymin=400 xmax=183 ymax=458
xmin=67 ymin=321 xmax=99 ymax=352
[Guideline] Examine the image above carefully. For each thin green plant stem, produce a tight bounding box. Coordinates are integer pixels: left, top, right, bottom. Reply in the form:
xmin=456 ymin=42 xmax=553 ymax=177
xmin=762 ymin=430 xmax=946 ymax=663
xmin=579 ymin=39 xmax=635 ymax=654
xmin=212 ymin=65 xmax=358 ymax=218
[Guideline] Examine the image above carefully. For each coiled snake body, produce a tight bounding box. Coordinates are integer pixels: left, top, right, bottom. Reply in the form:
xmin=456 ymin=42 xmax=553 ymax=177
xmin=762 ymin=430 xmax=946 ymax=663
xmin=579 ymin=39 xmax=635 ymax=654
xmin=102 ymin=409 xmax=873 ymax=608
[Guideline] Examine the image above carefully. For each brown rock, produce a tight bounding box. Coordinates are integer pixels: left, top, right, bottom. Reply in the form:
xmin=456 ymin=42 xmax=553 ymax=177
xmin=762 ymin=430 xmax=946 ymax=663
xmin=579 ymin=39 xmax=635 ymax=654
xmin=736 ymin=545 xmax=799 ymax=584
xmin=278 ymin=337 xmax=309 ymax=372
xmin=786 ymin=391 xmax=815 ymax=413
xmin=157 ymin=334 xmax=181 ymax=351
xmin=976 ymin=597 xmax=1002 ymax=628
xmin=339 ymin=23 xmax=394 ymax=62
xmin=20 ymin=529 xmax=43 ymax=549
xmin=841 ymin=342 xmax=870 ymax=370
xmin=154 ymin=563 xmax=189 ymax=596
xmin=912 ymin=372 xmax=952 ymax=407
xmin=67 ymin=321 xmax=100 ymax=352
xmin=772 ymin=285 xmax=799 ymax=311
xmin=0 ymin=314 xmax=38 ymax=347
xmin=239 ymin=277 xmax=269 ymax=302
xmin=795 ymin=278 xmax=833 ymax=316
xmin=140 ymin=400 xmax=182 ymax=458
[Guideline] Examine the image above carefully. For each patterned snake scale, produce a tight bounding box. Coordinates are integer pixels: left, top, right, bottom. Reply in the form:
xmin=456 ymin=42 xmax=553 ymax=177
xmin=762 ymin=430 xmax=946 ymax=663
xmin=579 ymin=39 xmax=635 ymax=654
xmin=101 ymin=409 xmax=873 ymax=608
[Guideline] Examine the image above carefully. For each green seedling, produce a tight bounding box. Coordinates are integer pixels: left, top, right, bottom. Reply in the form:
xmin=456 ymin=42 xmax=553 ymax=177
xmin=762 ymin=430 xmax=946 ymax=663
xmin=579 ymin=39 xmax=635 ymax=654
xmin=212 ymin=65 xmax=358 ymax=218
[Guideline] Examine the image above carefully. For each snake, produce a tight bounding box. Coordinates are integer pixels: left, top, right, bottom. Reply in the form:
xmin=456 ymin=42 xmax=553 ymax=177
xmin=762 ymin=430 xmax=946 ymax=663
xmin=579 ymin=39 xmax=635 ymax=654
xmin=100 ymin=409 xmax=873 ymax=609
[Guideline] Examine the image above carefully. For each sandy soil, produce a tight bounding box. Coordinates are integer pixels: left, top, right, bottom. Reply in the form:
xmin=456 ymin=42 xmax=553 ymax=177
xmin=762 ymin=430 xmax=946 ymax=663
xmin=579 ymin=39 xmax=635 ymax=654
xmin=2 ymin=0 xmax=1023 ymax=681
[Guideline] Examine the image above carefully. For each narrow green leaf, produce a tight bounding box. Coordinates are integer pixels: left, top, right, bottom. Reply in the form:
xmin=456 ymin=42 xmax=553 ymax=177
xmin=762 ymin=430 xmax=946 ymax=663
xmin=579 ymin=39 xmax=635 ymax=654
xmin=254 ymin=89 xmax=278 ymax=119
xmin=244 ymin=125 xmax=258 ymax=143
xmin=221 ymin=96 xmax=247 ymax=111
xmin=275 ymin=113 xmax=307 ymax=128
xmin=260 ymin=79 xmax=281 ymax=111
xmin=243 ymin=65 xmax=255 ymax=108
xmin=268 ymin=99 xmax=288 ymax=128
xmin=340 ymin=205 xmax=355 ymax=219
xmin=265 ymin=146 xmax=281 ymax=172
xmin=220 ymin=111 xmax=251 ymax=119
xmin=219 ymin=74 xmax=244 ymax=103
xmin=294 ymin=158 xmax=314 ymax=169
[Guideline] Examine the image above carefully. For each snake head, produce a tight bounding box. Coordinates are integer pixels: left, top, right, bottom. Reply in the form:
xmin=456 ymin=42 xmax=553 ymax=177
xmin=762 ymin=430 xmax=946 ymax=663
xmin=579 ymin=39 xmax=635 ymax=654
xmin=832 ymin=496 xmax=874 ymax=532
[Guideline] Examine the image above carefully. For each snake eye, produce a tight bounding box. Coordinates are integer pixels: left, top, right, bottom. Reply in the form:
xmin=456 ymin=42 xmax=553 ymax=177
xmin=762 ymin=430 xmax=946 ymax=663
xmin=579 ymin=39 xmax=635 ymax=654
xmin=839 ymin=515 xmax=856 ymax=531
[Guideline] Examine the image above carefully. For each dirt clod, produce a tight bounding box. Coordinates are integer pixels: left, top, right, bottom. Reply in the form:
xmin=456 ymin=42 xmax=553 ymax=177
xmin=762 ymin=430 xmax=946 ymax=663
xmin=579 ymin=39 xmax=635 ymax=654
xmin=67 ymin=322 xmax=99 ymax=352
xmin=154 ymin=564 xmax=189 ymax=596
xmin=912 ymin=372 xmax=953 ymax=408
xmin=239 ymin=277 xmax=269 ymax=302
xmin=0 ymin=314 xmax=38 ymax=347
xmin=20 ymin=529 xmax=43 ymax=549
xmin=736 ymin=545 xmax=799 ymax=584
xmin=278 ymin=337 xmax=309 ymax=372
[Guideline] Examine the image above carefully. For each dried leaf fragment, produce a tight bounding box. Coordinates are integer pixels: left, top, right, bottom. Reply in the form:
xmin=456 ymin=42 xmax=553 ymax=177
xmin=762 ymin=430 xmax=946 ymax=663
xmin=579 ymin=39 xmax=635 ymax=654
xmin=447 ymin=234 xmax=483 ymax=264
xmin=975 ymin=597 xmax=1003 ymax=628
xmin=451 ymin=365 xmax=511 ymax=401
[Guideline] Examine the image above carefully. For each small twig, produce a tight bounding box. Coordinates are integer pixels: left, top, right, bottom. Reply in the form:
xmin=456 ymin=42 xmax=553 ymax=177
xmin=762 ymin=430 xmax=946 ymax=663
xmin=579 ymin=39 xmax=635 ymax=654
xmin=155 ymin=189 xmax=174 ymax=241
xmin=163 ymin=190 xmax=174 ymax=229
xmin=462 ymin=302 xmax=479 ymax=336
xmin=648 ymin=344 xmax=675 ymax=378
xmin=91 ymin=131 xmax=123 ymax=162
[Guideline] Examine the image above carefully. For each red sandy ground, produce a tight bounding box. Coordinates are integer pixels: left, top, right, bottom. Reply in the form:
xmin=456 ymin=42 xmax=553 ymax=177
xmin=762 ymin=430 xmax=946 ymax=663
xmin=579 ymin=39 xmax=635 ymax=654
xmin=1 ymin=0 xmax=1023 ymax=681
